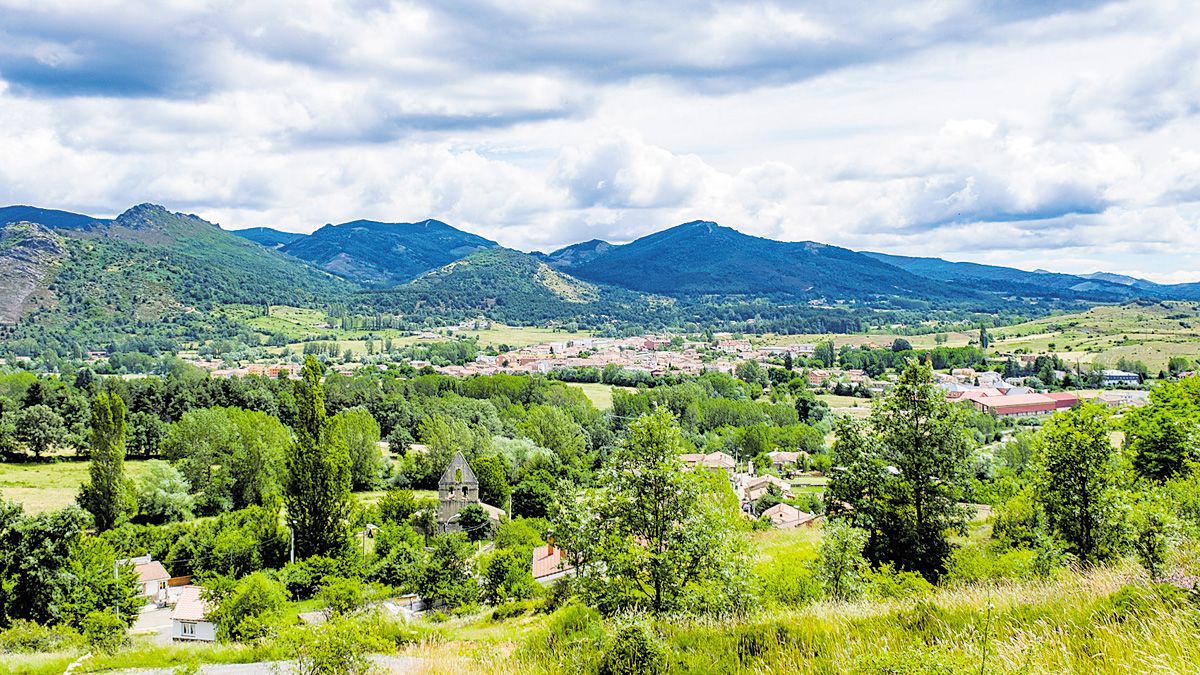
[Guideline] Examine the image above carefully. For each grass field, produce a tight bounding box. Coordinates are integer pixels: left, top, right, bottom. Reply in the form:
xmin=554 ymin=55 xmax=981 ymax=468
xmin=991 ymin=301 xmax=1200 ymax=371
xmin=759 ymin=330 xmax=975 ymax=350
xmin=565 ymin=382 xmax=632 ymax=410
xmin=0 ymin=460 xmax=153 ymax=514
xmin=816 ymin=393 xmax=872 ymax=419
xmin=0 ymin=459 xmax=431 ymax=514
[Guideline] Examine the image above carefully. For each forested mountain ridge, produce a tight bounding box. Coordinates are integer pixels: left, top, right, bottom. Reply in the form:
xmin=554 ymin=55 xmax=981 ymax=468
xmin=278 ymin=218 xmax=498 ymax=286
xmin=229 ymin=226 xmax=305 ymax=249
xmin=560 ymin=220 xmax=978 ymax=303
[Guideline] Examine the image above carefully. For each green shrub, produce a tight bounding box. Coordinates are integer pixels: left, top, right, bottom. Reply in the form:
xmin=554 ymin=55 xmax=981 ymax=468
xmin=864 ymin=563 xmax=934 ymax=599
xmin=599 ymin=621 xmax=667 ymax=675
xmin=320 ymin=576 xmax=366 ymax=616
xmin=1104 ymin=583 xmax=1192 ymax=622
xmin=81 ymin=610 xmax=128 ymax=653
xmin=280 ymin=556 xmax=362 ymax=600
xmin=757 ymin=559 xmax=821 ymax=607
xmin=491 ymin=599 xmax=538 ymax=621
xmin=0 ymin=619 xmax=81 ymax=653
xmin=943 ymin=545 xmax=1037 ymax=584
xmin=284 ymin=617 xmax=388 ymax=675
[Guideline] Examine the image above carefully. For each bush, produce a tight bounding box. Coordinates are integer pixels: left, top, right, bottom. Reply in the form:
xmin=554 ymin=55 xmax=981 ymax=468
xmin=210 ymin=572 xmax=288 ymax=642
xmin=81 ymin=610 xmax=128 ymax=653
xmin=320 ymin=576 xmax=366 ymax=616
xmin=864 ymin=563 xmax=934 ymax=599
xmin=599 ymin=621 xmax=667 ymax=675
xmin=284 ymin=617 xmax=388 ymax=675
xmin=943 ymin=545 xmax=1038 ymax=584
xmin=757 ymin=560 xmax=820 ymax=607
xmin=280 ymin=556 xmax=362 ymax=600
xmin=0 ymin=620 xmax=81 ymax=653
xmin=491 ymin=599 xmax=541 ymax=621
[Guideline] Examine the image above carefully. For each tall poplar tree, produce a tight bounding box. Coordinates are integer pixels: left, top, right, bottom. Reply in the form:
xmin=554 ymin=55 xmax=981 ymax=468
xmin=285 ymin=356 xmax=352 ymax=558
xmin=78 ymin=391 xmax=134 ymax=531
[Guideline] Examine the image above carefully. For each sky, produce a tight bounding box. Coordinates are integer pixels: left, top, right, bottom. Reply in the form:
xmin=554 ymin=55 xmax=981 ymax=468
xmin=2 ymin=1 xmax=1200 ymax=282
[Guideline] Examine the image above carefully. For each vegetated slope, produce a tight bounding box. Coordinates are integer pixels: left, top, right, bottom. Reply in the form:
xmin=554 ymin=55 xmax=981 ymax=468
xmin=0 ymin=222 xmax=68 ymax=323
xmin=862 ymin=251 xmax=1148 ymax=302
xmin=566 ymin=221 xmax=976 ymax=305
xmin=0 ymin=203 xmax=354 ymax=350
xmin=363 ymin=247 xmax=669 ymax=327
xmin=230 ymin=226 xmax=306 ymax=249
xmin=539 ymin=239 xmax=613 ymax=268
xmin=281 ymin=218 xmax=497 ymax=286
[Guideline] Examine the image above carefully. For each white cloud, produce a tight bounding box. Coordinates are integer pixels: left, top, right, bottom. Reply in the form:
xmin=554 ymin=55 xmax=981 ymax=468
xmin=2 ymin=0 xmax=1200 ymax=281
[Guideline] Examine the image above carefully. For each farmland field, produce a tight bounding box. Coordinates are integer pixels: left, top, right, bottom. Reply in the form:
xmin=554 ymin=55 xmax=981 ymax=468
xmin=817 ymin=393 xmax=872 ymax=419
xmin=991 ymin=301 xmax=1200 ymax=371
xmin=0 ymin=460 xmax=153 ymax=514
xmin=0 ymin=458 xmax=428 ymax=514
xmin=566 ymin=382 xmax=631 ymax=410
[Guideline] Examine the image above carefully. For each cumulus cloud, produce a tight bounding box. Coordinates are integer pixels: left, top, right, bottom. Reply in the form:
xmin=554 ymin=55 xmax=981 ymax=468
xmin=3 ymin=0 xmax=1200 ymax=280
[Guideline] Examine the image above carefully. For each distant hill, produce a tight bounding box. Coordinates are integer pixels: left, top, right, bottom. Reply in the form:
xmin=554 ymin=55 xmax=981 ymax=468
xmin=231 ymin=227 xmax=306 ymax=249
xmin=565 ymin=221 xmax=973 ymax=304
xmin=540 ymin=239 xmax=613 ymax=268
xmin=860 ymin=251 xmax=1146 ymax=302
xmin=281 ymin=219 xmax=497 ymax=286
xmin=0 ymin=206 xmax=107 ymax=230
xmin=365 ymin=247 xmax=663 ymax=326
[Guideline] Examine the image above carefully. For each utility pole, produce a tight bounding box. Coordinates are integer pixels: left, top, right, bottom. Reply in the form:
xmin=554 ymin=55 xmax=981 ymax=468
xmin=288 ymin=523 xmax=296 ymax=565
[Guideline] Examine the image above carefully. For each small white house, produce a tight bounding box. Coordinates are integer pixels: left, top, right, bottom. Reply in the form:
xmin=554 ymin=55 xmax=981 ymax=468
xmin=129 ymin=556 xmax=170 ymax=601
xmin=170 ymin=586 xmax=216 ymax=642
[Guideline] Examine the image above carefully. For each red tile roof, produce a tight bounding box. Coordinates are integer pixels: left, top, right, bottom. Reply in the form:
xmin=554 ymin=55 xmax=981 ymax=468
xmin=171 ymin=586 xmax=210 ymax=623
xmin=134 ymin=561 xmax=169 ymax=584
xmin=532 ymin=545 xmax=574 ymax=580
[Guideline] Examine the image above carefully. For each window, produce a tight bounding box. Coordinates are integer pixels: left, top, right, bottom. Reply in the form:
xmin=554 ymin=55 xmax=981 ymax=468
xmin=182 ymin=622 xmax=195 ymax=636
xmin=462 ymin=486 xmax=469 ymax=497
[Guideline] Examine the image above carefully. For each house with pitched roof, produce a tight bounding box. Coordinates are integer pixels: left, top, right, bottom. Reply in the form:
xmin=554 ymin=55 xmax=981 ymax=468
xmin=118 ymin=555 xmax=170 ymax=602
xmin=170 ymin=586 xmax=216 ymax=642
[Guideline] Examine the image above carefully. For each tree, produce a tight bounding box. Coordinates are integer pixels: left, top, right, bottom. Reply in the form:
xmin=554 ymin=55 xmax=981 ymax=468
xmin=827 ymin=363 xmax=972 ymax=580
xmin=556 ymin=408 xmax=752 ymax=615
xmin=208 ymin=571 xmax=288 ymax=642
xmin=227 ymin=407 xmax=290 ymax=509
xmin=481 ymin=548 xmax=537 ymax=605
xmin=511 ymin=470 xmax=556 ymax=520
xmin=334 ymin=407 xmax=384 ymax=491
xmin=78 ymin=392 xmax=135 ymax=532
xmin=125 ymin=410 xmax=165 ymax=457
xmin=418 ymin=534 xmax=480 ymax=609
xmin=813 ymin=341 xmax=836 ymax=368
xmin=978 ymin=325 xmax=990 ymax=350
xmin=890 ymin=338 xmax=911 ymax=353
xmin=285 ymin=617 xmax=386 ymax=675
xmin=319 ymin=576 xmax=365 ymax=616
xmin=458 ymin=503 xmax=492 ymax=541
xmin=13 ymin=404 xmax=66 ymax=458
xmin=1033 ymin=402 xmax=1119 ymax=564
xmin=51 ymin=535 xmax=142 ymax=629
xmin=735 ymin=360 xmax=768 ymax=387
xmin=471 ymin=454 xmax=511 ymax=508
xmin=519 ymin=405 xmax=589 ymax=475
xmin=794 ymin=388 xmax=829 ymax=424
xmin=285 ymin=356 xmax=353 ymax=559
xmin=817 ymin=521 xmax=868 ymax=601
xmin=162 ymin=408 xmax=239 ymax=514
xmin=136 ymin=459 xmax=194 ymax=523
xmin=1124 ymin=379 xmax=1200 ymax=482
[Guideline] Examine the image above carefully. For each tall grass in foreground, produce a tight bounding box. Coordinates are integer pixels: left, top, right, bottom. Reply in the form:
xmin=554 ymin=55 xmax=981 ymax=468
xmin=465 ymin=565 xmax=1200 ymax=674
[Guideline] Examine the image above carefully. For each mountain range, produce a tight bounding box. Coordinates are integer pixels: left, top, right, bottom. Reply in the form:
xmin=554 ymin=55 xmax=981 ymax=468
xmin=2 ymin=202 xmax=1198 ymax=351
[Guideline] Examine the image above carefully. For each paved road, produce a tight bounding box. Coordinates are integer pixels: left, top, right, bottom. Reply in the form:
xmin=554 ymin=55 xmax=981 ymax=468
xmin=129 ymin=605 xmax=174 ymax=644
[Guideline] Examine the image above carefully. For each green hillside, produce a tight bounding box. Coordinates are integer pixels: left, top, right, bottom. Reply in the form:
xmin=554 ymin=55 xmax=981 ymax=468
xmin=0 ymin=204 xmax=355 ymax=353
xmin=281 ymin=218 xmax=497 ymax=286
xmin=364 ymin=247 xmax=668 ymax=327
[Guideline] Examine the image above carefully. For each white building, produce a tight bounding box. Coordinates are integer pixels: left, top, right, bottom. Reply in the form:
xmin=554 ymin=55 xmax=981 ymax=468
xmin=170 ymin=586 xmax=216 ymax=642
